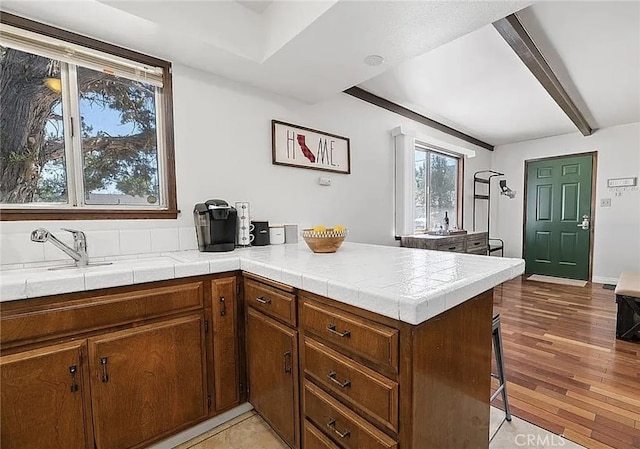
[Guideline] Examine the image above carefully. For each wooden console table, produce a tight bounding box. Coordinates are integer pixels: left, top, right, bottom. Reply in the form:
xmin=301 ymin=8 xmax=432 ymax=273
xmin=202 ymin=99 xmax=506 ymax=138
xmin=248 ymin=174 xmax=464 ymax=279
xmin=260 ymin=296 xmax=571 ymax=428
xmin=400 ymin=231 xmax=489 ymax=255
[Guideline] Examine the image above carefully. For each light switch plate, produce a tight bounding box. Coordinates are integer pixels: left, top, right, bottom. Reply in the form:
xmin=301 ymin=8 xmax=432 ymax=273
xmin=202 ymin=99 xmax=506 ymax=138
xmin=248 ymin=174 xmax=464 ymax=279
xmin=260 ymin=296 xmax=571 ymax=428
xmin=600 ymin=198 xmax=612 ymax=207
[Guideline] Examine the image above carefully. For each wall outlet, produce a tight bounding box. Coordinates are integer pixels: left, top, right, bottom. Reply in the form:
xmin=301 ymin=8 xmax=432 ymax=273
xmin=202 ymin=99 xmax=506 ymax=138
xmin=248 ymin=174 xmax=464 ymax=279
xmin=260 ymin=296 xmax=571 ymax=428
xmin=600 ymin=198 xmax=612 ymax=207
xmin=318 ymin=177 xmax=331 ymax=186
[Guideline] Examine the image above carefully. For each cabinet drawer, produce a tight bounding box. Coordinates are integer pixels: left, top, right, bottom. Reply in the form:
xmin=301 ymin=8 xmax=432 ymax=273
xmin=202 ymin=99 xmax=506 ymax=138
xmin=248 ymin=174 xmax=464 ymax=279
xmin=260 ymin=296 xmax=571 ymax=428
xmin=301 ymin=299 xmax=398 ymax=372
xmin=436 ymin=241 xmax=465 ymax=253
xmin=1 ymin=281 xmax=204 ymax=348
xmin=466 ymin=233 xmax=488 ymax=252
xmin=467 ymin=247 xmax=488 ymax=255
xmin=304 ymin=420 xmax=340 ymax=449
xmin=244 ymin=279 xmax=296 ymax=326
xmin=304 ymin=382 xmax=397 ymax=449
xmin=303 ymin=337 xmax=398 ymax=432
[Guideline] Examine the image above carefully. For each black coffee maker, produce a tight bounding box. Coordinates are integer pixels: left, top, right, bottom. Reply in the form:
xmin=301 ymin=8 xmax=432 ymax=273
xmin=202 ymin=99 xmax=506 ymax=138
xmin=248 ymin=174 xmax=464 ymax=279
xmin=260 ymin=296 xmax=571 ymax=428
xmin=193 ymin=199 xmax=237 ymax=252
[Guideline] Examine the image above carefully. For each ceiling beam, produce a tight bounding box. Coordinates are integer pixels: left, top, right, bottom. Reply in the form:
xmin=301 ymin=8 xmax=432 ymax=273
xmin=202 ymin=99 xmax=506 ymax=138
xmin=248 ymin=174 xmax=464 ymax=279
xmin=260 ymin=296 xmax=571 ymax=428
xmin=343 ymin=87 xmax=494 ymax=151
xmin=493 ymin=13 xmax=594 ymax=137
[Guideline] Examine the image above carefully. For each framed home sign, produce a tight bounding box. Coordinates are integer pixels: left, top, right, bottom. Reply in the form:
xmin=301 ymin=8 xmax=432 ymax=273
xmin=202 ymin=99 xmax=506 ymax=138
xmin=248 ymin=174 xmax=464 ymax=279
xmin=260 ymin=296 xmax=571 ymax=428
xmin=271 ymin=120 xmax=351 ymax=174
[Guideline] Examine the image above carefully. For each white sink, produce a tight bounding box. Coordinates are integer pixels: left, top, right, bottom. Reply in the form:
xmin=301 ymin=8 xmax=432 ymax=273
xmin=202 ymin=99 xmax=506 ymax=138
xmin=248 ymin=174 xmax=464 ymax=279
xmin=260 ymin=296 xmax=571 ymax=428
xmin=4 ymin=254 xmax=190 ymax=275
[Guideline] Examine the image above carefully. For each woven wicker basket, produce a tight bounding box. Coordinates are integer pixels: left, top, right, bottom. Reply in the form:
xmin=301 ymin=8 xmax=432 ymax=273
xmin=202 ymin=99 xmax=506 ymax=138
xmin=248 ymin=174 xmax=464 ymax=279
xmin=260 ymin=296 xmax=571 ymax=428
xmin=302 ymin=229 xmax=347 ymax=253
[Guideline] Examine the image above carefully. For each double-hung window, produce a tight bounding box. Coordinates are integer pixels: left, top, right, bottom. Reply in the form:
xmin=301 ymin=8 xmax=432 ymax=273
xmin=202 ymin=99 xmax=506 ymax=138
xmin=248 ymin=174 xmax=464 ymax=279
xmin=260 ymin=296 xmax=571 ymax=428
xmin=413 ymin=144 xmax=462 ymax=233
xmin=0 ymin=14 xmax=177 ymax=220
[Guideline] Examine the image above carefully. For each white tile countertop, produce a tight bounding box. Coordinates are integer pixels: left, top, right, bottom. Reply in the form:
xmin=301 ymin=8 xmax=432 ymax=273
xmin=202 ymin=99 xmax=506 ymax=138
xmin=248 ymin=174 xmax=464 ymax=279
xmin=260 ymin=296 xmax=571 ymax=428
xmin=0 ymin=242 xmax=524 ymax=325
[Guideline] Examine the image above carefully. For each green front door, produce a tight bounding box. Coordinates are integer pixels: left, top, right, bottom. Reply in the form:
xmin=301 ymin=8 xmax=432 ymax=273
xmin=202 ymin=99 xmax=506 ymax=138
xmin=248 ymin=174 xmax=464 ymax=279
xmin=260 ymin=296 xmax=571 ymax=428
xmin=525 ymin=154 xmax=593 ymax=280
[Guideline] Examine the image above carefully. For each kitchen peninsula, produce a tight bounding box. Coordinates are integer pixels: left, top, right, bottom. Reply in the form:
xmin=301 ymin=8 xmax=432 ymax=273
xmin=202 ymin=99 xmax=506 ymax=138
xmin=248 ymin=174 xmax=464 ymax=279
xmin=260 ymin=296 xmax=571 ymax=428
xmin=0 ymin=242 xmax=524 ymax=449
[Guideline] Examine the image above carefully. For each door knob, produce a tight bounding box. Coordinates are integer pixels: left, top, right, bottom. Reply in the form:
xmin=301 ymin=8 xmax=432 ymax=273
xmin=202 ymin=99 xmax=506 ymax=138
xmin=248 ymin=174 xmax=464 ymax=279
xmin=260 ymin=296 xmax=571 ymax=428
xmin=577 ymin=215 xmax=590 ymax=230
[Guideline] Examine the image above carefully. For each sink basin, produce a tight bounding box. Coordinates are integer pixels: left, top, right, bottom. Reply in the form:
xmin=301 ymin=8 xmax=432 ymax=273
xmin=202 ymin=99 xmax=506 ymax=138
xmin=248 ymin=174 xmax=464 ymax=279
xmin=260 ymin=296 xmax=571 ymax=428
xmin=48 ymin=261 xmax=113 ymax=271
xmin=8 ymin=254 xmax=191 ymax=274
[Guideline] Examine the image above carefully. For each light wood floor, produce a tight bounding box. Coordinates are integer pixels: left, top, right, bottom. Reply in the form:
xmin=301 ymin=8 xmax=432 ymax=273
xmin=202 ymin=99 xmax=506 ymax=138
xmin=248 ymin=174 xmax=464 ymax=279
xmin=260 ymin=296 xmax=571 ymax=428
xmin=492 ymin=276 xmax=640 ymax=449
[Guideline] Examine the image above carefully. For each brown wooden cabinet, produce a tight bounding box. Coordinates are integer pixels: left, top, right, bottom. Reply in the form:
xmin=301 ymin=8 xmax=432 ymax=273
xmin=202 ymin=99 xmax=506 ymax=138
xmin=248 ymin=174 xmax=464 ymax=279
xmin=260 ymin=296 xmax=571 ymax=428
xmin=210 ymin=276 xmax=241 ymax=412
xmin=245 ymin=276 xmax=300 ymax=449
xmin=0 ymin=275 xmax=241 ymax=449
xmin=0 ymin=340 xmax=93 ymax=449
xmin=303 ymin=420 xmax=340 ymax=449
xmin=299 ymin=288 xmax=493 ymax=449
xmin=88 ymin=314 xmax=208 ymax=449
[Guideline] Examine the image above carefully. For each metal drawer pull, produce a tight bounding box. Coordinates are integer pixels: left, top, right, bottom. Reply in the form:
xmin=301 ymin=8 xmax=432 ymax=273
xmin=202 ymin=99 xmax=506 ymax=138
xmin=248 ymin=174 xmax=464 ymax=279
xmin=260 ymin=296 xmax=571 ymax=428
xmin=448 ymin=246 xmax=456 ymax=250
xmin=256 ymin=296 xmax=271 ymax=305
xmin=220 ymin=296 xmax=226 ymax=316
xmin=100 ymin=357 xmax=109 ymax=383
xmin=283 ymin=350 xmax=292 ymax=374
xmin=327 ymin=419 xmax=350 ymax=439
xmin=69 ymin=365 xmax=78 ymax=392
xmin=327 ymin=371 xmax=351 ymax=389
xmin=327 ymin=324 xmax=351 ymax=338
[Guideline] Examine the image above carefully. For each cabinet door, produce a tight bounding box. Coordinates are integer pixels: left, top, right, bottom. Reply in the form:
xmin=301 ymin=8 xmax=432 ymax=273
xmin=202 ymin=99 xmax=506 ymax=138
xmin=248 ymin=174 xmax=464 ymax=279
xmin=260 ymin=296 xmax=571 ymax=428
xmin=211 ymin=277 xmax=240 ymax=412
xmin=89 ymin=315 xmax=208 ymax=449
xmin=0 ymin=341 xmax=92 ymax=449
xmin=247 ymin=307 xmax=299 ymax=449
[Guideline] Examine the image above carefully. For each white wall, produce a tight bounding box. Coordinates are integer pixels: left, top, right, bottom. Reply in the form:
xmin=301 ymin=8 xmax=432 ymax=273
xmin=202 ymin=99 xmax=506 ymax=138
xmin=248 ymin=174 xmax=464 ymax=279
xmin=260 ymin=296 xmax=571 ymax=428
xmin=0 ymin=63 xmax=492 ymax=266
xmin=491 ymin=122 xmax=640 ymax=283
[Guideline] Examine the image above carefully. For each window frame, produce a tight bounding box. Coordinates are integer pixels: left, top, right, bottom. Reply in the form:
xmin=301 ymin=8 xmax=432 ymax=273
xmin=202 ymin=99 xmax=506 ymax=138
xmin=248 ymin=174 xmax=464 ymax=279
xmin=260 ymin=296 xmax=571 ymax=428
xmin=0 ymin=12 xmax=178 ymax=221
xmin=413 ymin=142 xmax=464 ymax=234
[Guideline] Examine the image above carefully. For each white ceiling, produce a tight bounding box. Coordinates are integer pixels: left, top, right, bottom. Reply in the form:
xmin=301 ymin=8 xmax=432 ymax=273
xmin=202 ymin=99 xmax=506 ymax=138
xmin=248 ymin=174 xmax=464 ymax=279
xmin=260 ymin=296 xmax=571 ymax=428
xmin=360 ymin=1 xmax=640 ymax=145
xmin=359 ymin=24 xmax=576 ymax=146
xmin=1 ymin=0 xmax=528 ymax=104
xmin=2 ymin=1 xmax=635 ymax=147
xmin=517 ymin=2 xmax=640 ymax=131
xmin=236 ymin=1 xmax=273 ymax=15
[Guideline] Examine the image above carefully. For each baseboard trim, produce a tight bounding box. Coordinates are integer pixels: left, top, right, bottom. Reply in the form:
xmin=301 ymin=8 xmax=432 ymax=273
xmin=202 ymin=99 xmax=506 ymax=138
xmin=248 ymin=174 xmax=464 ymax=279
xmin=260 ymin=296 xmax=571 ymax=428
xmin=592 ymin=276 xmax=619 ymax=285
xmin=151 ymin=402 xmax=254 ymax=449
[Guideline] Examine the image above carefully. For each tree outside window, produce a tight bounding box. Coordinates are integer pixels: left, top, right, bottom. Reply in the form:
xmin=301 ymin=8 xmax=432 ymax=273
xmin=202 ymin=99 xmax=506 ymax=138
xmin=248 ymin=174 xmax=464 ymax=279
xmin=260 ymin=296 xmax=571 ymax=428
xmin=0 ymin=14 xmax=176 ymax=220
xmin=414 ymin=147 xmax=459 ymax=232
xmin=0 ymin=46 xmax=160 ymax=206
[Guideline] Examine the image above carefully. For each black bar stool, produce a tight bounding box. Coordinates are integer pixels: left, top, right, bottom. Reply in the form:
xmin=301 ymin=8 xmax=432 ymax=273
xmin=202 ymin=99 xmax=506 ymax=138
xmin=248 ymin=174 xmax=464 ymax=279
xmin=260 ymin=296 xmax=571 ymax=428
xmin=491 ymin=313 xmax=512 ymax=421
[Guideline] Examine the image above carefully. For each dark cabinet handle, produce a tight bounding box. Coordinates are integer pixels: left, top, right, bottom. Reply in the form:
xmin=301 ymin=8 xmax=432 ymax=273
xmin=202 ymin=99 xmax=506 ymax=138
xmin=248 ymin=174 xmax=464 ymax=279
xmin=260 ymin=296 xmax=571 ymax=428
xmin=69 ymin=365 xmax=78 ymax=392
xmin=327 ymin=324 xmax=350 ymax=338
xmin=220 ymin=296 xmax=226 ymax=316
xmin=448 ymin=246 xmax=456 ymax=250
xmin=100 ymin=357 xmax=109 ymax=383
xmin=283 ymin=350 xmax=292 ymax=374
xmin=256 ymin=296 xmax=271 ymax=305
xmin=473 ymin=241 xmax=481 ymax=246
xmin=327 ymin=419 xmax=350 ymax=439
xmin=327 ymin=371 xmax=351 ymax=389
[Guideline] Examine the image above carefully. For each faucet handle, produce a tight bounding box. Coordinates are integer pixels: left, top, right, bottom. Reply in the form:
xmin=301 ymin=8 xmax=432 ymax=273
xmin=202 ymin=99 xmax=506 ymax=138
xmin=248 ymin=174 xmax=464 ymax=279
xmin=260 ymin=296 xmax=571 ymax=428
xmin=60 ymin=228 xmax=85 ymax=237
xmin=60 ymin=229 xmax=87 ymax=255
xmin=60 ymin=228 xmax=87 ymax=246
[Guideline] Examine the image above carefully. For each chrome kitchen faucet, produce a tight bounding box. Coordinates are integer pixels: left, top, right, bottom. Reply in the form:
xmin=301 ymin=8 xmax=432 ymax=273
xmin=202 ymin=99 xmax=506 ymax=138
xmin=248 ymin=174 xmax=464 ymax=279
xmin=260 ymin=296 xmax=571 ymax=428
xmin=30 ymin=228 xmax=89 ymax=267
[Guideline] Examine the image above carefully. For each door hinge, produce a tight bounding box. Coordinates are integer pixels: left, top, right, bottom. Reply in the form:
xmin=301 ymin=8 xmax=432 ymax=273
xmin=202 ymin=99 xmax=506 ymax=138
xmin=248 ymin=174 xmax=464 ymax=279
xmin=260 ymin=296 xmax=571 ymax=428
xmin=207 ymin=394 xmax=212 ymax=410
xmin=204 ymin=320 xmax=209 ymax=333
xmin=236 ymin=283 xmax=240 ymax=295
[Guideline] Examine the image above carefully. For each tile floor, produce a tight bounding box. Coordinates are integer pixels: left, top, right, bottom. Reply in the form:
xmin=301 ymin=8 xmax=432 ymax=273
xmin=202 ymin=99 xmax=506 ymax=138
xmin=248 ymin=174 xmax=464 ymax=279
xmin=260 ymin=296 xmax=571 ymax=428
xmin=175 ymin=407 xmax=587 ymax=449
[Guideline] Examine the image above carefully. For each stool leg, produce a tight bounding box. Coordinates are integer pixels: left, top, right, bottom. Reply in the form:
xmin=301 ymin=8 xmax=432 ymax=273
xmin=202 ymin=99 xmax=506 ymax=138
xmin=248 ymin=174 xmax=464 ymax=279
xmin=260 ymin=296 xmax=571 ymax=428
xmin=493 ymin=317 xmax=512 ymax=421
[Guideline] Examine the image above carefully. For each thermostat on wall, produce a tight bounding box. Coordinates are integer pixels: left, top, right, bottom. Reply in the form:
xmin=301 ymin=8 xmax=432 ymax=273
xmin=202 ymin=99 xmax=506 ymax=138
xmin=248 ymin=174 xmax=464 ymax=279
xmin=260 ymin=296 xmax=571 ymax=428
xmin=607 ymin=177 xmax=637 ymax=188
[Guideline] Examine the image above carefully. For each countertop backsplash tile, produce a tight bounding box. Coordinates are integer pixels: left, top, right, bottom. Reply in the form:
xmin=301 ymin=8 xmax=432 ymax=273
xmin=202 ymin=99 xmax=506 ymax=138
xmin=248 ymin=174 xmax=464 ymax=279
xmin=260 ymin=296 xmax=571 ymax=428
xmin=178 ymin=227 xmax=198 ymax=251
xmin=119 ymin=229 xmax=152 ymax=255
xmin=151 ymin=228 xmax=180 ymax=253
xmin=87 ymin=230 xmax=121 ymax=258
xmin=1 ymin=233 xmax=45 ymax=265
xmin=0 ymin=227 xmax=191 ymax=267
